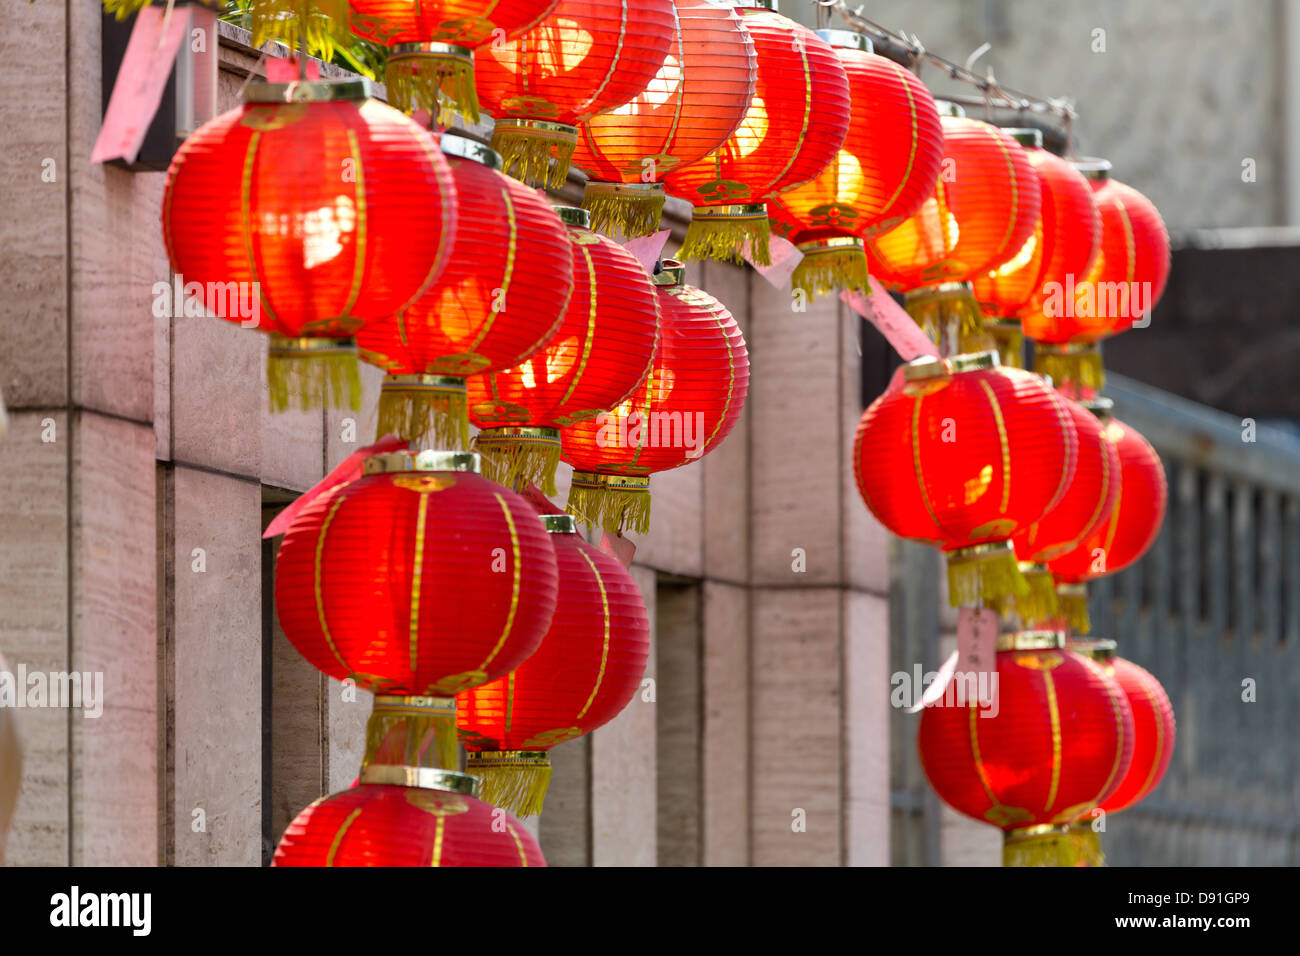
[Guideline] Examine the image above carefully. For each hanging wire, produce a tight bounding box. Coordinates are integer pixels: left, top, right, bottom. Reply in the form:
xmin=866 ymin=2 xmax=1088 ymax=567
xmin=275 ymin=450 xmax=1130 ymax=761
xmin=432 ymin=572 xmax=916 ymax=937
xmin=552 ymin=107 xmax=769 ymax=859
xmin=828 ymin=1 xmax=1078 ymax=139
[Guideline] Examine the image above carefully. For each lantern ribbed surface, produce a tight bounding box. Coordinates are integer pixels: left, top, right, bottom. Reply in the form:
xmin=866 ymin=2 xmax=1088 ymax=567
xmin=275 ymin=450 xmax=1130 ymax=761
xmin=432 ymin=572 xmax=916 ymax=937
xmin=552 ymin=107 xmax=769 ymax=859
xmin=1098 ymin=657 xmax=1176 ymax=814
xmin=273 ymin=784 xmax=546 ymax=866
xmin=662 ymin=13 xmax=850 ymax=264
xmin=468 ymin=218 xmax=660 ymax=493
xmin=1048 ymin=416 xmax=1167 ymax=584
xmin=475 ymin=0 xmax=677 ymax=187
xmin=275 ymin=467 xmax=558 ymax=697
xmin=1024 ymin=176 xmax=1171 ymax=344
xmin=918 ymin=647 xmax=1135 ymax=833
xmin=865 ymin=117 xmax=1042 ymax=290
xmin=358 ymin=147 xmax=573 ymax=447
xmin=349 ymin=0 xmax=561 ymax=118
xmin=163 ymin=96 xmax=456 ymax=340
xmin=1013 ymin=397 xmax=1121 ymax=564
xmin=560 ymin=269 xmax=749 ymax=533
xmin=457 ymin=526 xmax=650 ymax=814
xmin=571 ymin=0 xmax=757 ymax=236
xmin=972 ymin=146 xmax=1102 ymax=322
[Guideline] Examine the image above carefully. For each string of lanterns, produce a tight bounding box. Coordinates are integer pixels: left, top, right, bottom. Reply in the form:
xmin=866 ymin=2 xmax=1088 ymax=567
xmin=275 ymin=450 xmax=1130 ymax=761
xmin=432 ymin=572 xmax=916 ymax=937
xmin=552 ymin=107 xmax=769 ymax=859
xmin=141 ymin=0 xmax=1176 ymax=866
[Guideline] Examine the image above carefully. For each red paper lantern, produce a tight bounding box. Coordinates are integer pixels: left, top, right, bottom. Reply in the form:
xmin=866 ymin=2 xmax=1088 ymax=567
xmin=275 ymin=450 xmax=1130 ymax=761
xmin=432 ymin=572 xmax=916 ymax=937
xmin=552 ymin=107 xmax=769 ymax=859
xmin=970 ymin=130 xmax=1102 ymax=368
xmin=162 ymin=79 xmax=457 ymax=412
xmin=570 ymin=0 xmax=757 ymax=237
xmin=561 ymin=260 xmax=748 ymax=534
xmin=918 ymin=632 xmax=1134 ymax=866
xmin=467 ymin=206 xmax=660 ymax=494
xmin=766 ymin=30 xmax=943 ymax=298
xmin=854 ymin=351 xmax=1076 ymax=606
xmin=864 ymin=111 xmax=1041 ymax=347
xmin=1049 ymin=414 xmax=1166 ymax=630
xmin=274 ymin=450 xmax=558 ymax=698
xmin=1003 ymin=396 xmax=1122 ymax=624
xmin=474 ymin=0 xmax=676 ymax=187
xmin=457 ymin=514 xmax=650 ymax=815
xmin=358 ymin=135 xmax=573 ymax=449
xmin=661 ymin=11 xmax=850 ymax=266
xmin=348 ymin=0 xmax=560 ymax=120
xmin=1026 ymin=161 xmax=1171 ymax=395
xmin=274 ymin=771 xmax=545 ymax=867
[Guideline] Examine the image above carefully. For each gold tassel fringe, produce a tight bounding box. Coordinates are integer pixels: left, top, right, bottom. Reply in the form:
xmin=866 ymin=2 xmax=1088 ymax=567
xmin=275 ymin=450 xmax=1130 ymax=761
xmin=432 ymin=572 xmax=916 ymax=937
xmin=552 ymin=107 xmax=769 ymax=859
xmin=966 ymin=319 xmax=1025 ymax=368
xmin=386 ymin=49 xmax=480 ymax=126
xmin=245 ymin=0 xmax=352 ymax=63
xmin=266 ymin=337 xmax=361 ymax=413
xmin=1034 ymin=345 xmax=1105 ymax=397
xmin=679 ymin=209 xmax=771 ymax=266
xmin=946 ymin=544 xmax=1029 ymax=607
xmin=791 ymin=243 xmax=868 ymax=300
xmin=362 ymin=696 xmax=459 ymax=773
xmin=1004 ymin=825 xmax=1104 ymax=867
xmin=376 ymin=375 xmax=468 ymax=450
xmin=466 ymin=751 xmax=552 ymax=817
xmin=490 ymin=123 xmax=577 ymax=189
xmin=1057 ymin=585 xmax=1091 ymax=634
xmin=566 ymin=472 xmax=651 ymax=535
xmin=473 ymin=427 xmax=562 ymax=495
xmin=906 ymin=283 xmax=985 ymax=349
xmin=997 ymin=563 xmax=1059 ymax=625
xmin=582 ymin=184 xmax=665 ymax=239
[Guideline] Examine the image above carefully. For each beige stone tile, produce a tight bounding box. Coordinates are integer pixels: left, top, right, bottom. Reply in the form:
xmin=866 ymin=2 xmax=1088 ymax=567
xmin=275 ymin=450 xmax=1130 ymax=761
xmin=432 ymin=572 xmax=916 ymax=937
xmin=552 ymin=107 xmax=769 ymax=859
xmin=702 ymin=581 xmax=748 ymax=866
xmin=0 ymin=411 xmax=69 ymax=865
xmin=170 ymin=311 xmax=262 ymax=479
xmin=840 ymin=302 xmax=892 ymax=595
xmin=0 ymin=1 xmax=67 ymax=408
xmin=630 ymin=459 xmax=703 ymax=578
xmin=325 ymin=677 xmax=371 ymax=794
xmin=843 ymin=590 xmax=890 ymax=866
xmin=171 ymin=466 xmax=262 ymax=865
xmin=539 ymin=735 xmax=590 ymax=867
xmin=70 ymin=412 xmax=157 ymax=865
xmin=750 ymin=588 xmax=842 ymax=865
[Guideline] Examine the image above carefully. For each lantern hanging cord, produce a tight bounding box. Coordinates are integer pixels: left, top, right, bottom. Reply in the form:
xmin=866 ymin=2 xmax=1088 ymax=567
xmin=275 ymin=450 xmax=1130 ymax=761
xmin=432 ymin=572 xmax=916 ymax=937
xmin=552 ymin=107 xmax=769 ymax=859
xmin=826 ymin=2 xmax=1079 ymax=134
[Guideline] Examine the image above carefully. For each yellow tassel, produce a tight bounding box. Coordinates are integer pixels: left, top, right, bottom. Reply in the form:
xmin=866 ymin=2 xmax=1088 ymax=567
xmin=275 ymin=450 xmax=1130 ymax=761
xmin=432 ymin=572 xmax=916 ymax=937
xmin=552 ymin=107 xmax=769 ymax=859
xmin=1004 ymin=825 xmax=1104 ymax=867
xmin=473 ymin=427 xmax=562 ymax=495
xmin=582 ymin=183 xmax=665 ymax=239
xmin=1057 ymin=584 xmax=1091 ymax=634
xmin=905 ymin=283 xmax=985 ymax=348
xmin=266 ymin=337 xmax=361 ymax=413
xmin=362 ymin=696 xmax=459 ymax=773
xmin=244 ymin=0 xmax=352 ymax=62
xmin=679 ymin=208 xmax=771 ymax=266
xmin=966 ymin=318 xmax=1025 ymax=368
xmin=566 ymin=473 xmax=651 ymax=535
xmin=1034 ymin=345 xmax=1105 ymax=396
xmin=490 ymin=122 xmax=577 ymax=189
xmin=790 ymin=242 xmax=869 ymax=300
xmin=946 ymin=543 xmax=1029 ymax=607
xmin=376 ymin=375 xmax=468 ymax=450
xmin=465 ymin=751 xmax=552 ymax=817
xmin=997 ymin=563 xmax=1060 ymax=625
xmin=386 ymin=48 xmax=480 ymax=126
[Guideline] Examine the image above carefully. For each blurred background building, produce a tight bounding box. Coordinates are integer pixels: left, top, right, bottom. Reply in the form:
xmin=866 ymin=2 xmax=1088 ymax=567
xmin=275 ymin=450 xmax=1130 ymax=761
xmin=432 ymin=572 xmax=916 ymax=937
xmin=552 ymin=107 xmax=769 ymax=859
xmin=0 ymin=0 xmax=1296 ymax=866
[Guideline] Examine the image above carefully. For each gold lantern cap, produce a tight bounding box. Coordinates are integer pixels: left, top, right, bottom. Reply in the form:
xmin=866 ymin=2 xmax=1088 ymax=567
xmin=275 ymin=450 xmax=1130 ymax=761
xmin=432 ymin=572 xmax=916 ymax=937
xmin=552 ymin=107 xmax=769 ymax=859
xmin=542 ymin=514 xmax=578 ymax=534
xmin=1003 ymin=127 xmax=1044 ymax=148
xmin=359 ymin=764 xmax=481 ymax=796
xmin=997 ymin=629 xmax=1066 ymax=651
xmin=363 ymin=450 xmax=481 ymax=475
xmin=653 ymin=258 xmax=687 ymax=287
xmin=816 ymin=30 xmax=874 ymax=54
xmin=245 ymin=78 xmax=372 ymax=104
xmin=1071 ymin=157 xmax=1112 ymax=181
xmin=441 ymin=133 xmax=503 ymax=171
xmin=554 ymin=205 xmax=592 ymax=227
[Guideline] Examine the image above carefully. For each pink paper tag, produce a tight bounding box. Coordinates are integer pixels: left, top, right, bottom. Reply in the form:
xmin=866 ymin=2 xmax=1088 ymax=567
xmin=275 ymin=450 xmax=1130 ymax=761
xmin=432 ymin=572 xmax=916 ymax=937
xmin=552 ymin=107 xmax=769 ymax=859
xmin=746 ymin=235 xmax=804 ymax=288
xmin=621 ymin=230 xmax=670 ymax=275
xmin=263 ymin=435 xmax=409 ymax=539
xmin=957 ymin=606 xmax=1000 ymax=679
xmin=90 ymin=6 xmax=191 ymax=164
xmin=842 ymin=278 xmax=941 ymax=361
xmin=599 ymin=532 xmax=636 ymax=568
xmin=265 ymin=58 xmax=322 ymax=82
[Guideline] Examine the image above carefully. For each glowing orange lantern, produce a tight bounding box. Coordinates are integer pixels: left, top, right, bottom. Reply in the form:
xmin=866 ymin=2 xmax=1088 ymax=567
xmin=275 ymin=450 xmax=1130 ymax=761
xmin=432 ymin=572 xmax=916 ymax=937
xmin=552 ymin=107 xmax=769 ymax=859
xmin=570 ymin=0 xmax=757 ymax=237
xmin=358 ymin=135 xmax=573 ymax=449
xmin=919 ymin=630 xmax=1134 ymax=866
xmin=854 ymin=351 xmax=1076 ymax=606
xmin=348 ymin=0 xmax=560 ymax=121
xmin=661 ymin=7 xmax=850 ymax=266
xmin=457 ymin=515 xmax=650 ymax=815
xmin=162 ymin=79 xmax=457 ymax=412
xmin=467 ymin=206 xmax=660 ymax=494
xmin=766 ymin=30 xmax=943 ymax=298
xmin=474 ymin=0 xmax=676 ymax=187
